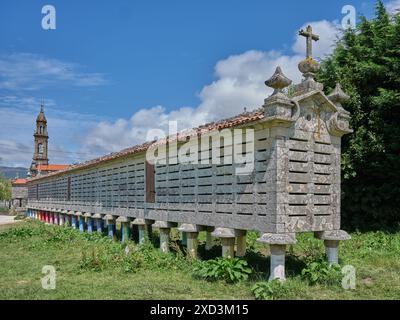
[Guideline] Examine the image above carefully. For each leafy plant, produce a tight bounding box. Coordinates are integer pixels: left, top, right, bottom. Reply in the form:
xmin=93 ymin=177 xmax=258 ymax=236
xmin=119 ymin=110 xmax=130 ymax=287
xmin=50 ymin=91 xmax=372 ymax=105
xmin=301 ymin=259 xmax=342 ymax=286
xmin=192 ymin=257 xmax=252 ymax=283
xmin=251 ymin=280 xmax=289 ymax=300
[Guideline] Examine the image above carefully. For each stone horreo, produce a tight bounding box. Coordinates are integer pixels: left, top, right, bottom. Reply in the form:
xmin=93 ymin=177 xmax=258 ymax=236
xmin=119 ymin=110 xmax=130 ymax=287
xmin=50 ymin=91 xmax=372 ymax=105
xmin=25 ymin=26 xmax=353 ymax=281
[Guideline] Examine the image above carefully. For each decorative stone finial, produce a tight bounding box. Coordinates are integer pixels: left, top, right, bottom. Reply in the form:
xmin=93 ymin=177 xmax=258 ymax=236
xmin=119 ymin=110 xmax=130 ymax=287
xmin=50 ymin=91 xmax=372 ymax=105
xmin=265 ymin=66 xmax=292 ymax=96
xmin=326 ymin=83 xmax=353 ymax=137
xmin=328 ymin=83 xmax=350 ymax=109
xmin=263 ymin=66 xmax=297 ymax=125
xmin=295 ymin=25 xmax=324 ymax=94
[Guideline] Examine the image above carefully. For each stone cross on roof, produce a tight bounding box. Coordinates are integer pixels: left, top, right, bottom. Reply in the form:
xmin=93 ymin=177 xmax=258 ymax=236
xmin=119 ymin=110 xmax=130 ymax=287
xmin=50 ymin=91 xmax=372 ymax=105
xmin=299 ymin=25 xmax=319 ymax=59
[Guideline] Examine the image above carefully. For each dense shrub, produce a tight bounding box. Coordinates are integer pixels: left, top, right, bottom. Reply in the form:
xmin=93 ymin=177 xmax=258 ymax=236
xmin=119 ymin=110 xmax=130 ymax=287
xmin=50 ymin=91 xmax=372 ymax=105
xmin=192 ymin=257 xmax=252 ymax=283
xmin=251 ymin=280 xmax=290 ymax=300
xmin=301 ymin=259 xmax=342 ymax=286
xmin=317 ymin=1 xmax=400 ymax=231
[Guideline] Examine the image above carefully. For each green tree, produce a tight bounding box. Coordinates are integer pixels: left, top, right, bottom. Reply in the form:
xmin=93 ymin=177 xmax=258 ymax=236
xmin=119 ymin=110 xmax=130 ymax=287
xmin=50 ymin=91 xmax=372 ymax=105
xmin=0 ymin=175 xmax=12 ymax=202
xmin=318 ymin=1 xmax=400 ymax=230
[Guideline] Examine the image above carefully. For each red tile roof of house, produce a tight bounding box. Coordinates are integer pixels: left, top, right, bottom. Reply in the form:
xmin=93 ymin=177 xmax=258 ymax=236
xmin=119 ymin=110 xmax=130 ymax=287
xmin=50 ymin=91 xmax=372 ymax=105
xmin=12 ymin=178 xmax=28 ymax=185
xmin=37 ymin=164 xmax=71 ymax=171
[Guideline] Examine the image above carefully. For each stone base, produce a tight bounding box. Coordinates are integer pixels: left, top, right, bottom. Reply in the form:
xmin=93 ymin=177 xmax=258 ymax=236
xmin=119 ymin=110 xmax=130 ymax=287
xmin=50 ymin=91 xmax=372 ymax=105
xmin=270 ymin=244 xmax=287 ymax=281
xmin=257 ymin=233 xmax=297 ymax=281
xmin=315 ymin=230 xmax=351 ymax=265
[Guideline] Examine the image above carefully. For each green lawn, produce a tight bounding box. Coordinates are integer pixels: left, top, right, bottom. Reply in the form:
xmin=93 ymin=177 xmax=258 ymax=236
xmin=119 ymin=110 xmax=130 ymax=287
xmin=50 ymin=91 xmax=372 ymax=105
xmin=0 ymin=220 xmax=399 ymax=300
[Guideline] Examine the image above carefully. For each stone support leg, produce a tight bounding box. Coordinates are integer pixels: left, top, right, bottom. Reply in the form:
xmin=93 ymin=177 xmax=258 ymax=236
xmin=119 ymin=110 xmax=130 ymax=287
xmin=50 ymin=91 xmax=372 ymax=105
xmin=159 ymin=228 xmax=171 ymax=253
xmin=205 ymin=227 xmax=215 ymax=250
xmin=138 ymin=224 xmax=146 ymax=244
xmin=187 ymin=232 xmax=199 ymax=259
xmin=257 ymin=233 xmax=297 ymax=282
xmin=71 ymin=215 xmax=77 ymax=229
xmin=78 ymin=216 xmax=85 ymax=232
xmin=221 ymin=238 xmax=235 ymax=258
xmin=236 ymin=233 xmax=247 ymax=257
xmin=269 ymin=244 xmax=287 ymax=281
xmin=315 ymin=230 xmax=351 ymax=266
xmin=121 ymin=222 xmax=130 ymax=242
xmin=87 ymin=217 xmax=93 ymax=233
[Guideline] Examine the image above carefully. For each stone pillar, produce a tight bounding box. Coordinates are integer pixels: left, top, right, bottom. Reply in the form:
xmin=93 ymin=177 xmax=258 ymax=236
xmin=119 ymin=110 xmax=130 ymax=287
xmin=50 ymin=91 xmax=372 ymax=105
xmin=181 ymin=231 xmax=187 ymax=247
xmin=104 ymin=215 xmax=116 ymax=240
xmin=205 ymin=226 xmax=215 ymax=250
xmin=76 ymin=212 xmax=85 ymax=232
xmin=59 ymin=211 xmax=64 ymax=226
xmin=63 ymin=211 xmax=70 ymax=227
xmin=93 ymin=214 xmax=104 ymax=233
xmin=153 ymin=221 xmax=177 ymax=253
xmin=221 ymin=238 xmax=235 ymax=258
xmin=70 ymin=212 xmax=77 ymax=229
xmin=178 ymin=224 xmax=200 ymax=259
xmin=236 ymin=230 xmax=247 ymax=257
xmin=84 ymin=213 xmax=93 ymax=233
xmin=315 ymin=230 xmax=351 ymax=265
xmin=131 ymin=219 xmax=154 ymax=244
xmin=117 ymin=216 xmax=131 ymax=242
xmin=257 ymin=233 xmax=297 ymax=281
xmin=147 ymin=223 xmax=153 ymax=242
xmin=212 ymin=228 xmax=245 ymax=258
xmin=54 ymin=211 xmax=59 ymax=225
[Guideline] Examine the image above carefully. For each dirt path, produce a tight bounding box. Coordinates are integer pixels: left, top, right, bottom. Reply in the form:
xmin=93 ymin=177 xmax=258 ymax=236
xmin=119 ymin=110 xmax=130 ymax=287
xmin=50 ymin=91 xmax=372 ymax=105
xmin=0 ymin=215 xmax=17 ymax=225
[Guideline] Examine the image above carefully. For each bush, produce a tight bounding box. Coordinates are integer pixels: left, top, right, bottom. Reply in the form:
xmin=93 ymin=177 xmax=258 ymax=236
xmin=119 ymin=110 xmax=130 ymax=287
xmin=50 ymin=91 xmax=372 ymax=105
xmin=192 ymin=257 xmax=252 ymax=283
xmin=317 ymin=1 xmax=400 ymax=230
xmin=301 ymin=259 xmax=342 ymax=286
xmin=251 ymin=280 xmax=289 ymax=300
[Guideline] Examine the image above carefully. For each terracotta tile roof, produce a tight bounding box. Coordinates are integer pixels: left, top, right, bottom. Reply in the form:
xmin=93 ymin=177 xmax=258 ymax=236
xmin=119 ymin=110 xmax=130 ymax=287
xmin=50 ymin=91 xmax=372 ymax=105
xmin=28 ymin=108 xmax=265 ymax=182
xmin=37 ymin=164 xmax=71 ymax=171
xmin=12 ymin=178 xmax=27 ymax=185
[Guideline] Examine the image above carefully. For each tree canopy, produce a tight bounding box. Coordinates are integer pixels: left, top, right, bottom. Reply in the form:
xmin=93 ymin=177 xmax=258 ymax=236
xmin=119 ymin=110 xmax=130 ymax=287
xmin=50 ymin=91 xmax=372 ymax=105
xmin=318 ymin=1 xmax=400 ymax=230
xmin=0 ymin=175 xmax=11 ymax=201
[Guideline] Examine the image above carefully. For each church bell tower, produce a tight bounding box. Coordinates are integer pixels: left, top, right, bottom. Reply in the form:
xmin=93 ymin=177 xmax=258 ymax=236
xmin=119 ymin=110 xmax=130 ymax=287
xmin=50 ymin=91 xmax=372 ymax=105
xmin=30 ymin=103 xmax=49 ymax=176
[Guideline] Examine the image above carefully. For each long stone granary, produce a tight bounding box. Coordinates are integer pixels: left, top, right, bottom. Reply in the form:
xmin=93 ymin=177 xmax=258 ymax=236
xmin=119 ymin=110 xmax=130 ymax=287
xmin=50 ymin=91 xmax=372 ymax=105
xmin=25 ymin=26 xmax=353 ymax=280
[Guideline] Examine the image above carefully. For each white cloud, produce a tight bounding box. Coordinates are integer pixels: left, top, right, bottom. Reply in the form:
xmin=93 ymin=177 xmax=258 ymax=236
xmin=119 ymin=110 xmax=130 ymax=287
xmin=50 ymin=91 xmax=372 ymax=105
xmin=0 ymin=96 xmax=102 ymax=167
xmin=0 ymin=20 xmax=341 ymax=167
xmin=82 ymin=20 xmax=340 ymax=156
xmin=386 ymin=0 xmax=400 ymax=14
xmin=0 ymin=53 xmax=108 ymax=91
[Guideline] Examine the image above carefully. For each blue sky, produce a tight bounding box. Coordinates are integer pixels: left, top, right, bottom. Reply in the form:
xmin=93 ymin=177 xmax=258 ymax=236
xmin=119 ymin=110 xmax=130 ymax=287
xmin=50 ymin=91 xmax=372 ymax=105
xmin=0 ymin=0 xmax=395 ymax=168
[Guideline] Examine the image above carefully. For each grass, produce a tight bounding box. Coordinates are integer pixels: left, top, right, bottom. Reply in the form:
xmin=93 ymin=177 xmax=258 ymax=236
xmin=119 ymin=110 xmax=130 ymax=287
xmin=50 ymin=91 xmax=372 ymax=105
xmin=0 ymin=220 xmax=399 ymax=300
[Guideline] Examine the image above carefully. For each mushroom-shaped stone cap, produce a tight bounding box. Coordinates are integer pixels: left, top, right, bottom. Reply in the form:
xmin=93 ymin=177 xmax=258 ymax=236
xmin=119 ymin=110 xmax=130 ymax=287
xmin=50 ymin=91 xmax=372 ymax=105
xmin=328 ymin=83 xmax=350 ymax=105
xmin=315 ymin=230 xmax=351 ymax=241
xmin=83 ymin=212 xmax=92 ymax=218
xmin=67 ymin=210 xmax=74 ymax=215
xmin=75 ymin=211 xmax=83 ymax=216
xmin=178 ymin=223 xmax=201 ymax=233
xmin=265 ymin=66 xmax=292 ymax=94
xmin=211 ymin=227 xmax=236 ymax=238
xmin=131 ymin=218 xmax=146 ymax=226
xmin=257 ymin=233 xmax=297 ymax=245
xmin=103 ymin=214 xmax=115 ymax=221
xmin=153 ymin=221 xmax=177 ymax=229
xmin=116 ymin=216 xmax=130 ymax=223
xmin=92 ymin=213 xmax=103 ymax=219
